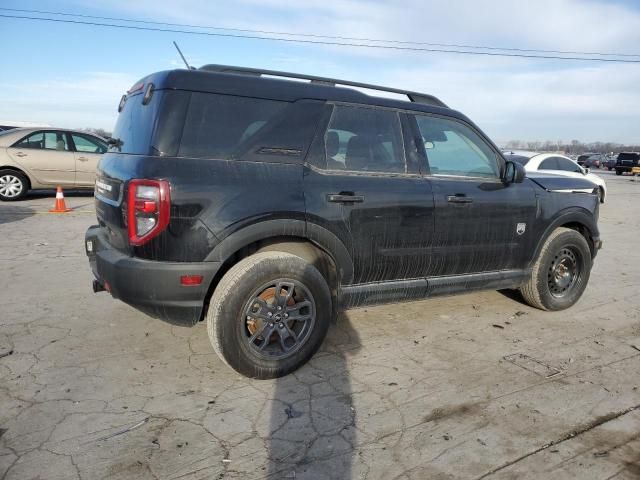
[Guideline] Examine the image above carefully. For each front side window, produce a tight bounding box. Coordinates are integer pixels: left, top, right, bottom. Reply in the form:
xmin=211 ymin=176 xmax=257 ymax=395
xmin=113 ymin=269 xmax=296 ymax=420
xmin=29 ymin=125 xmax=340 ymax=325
xmin=324 ymin=105 xmax=405 ymax=173
xmin=71 ymin=134 xmax=107 ymax=153
xmin=412 ymin=115 xmax=499 ymax=178
xmin=556 ymin=157 xmax=580 ymax=172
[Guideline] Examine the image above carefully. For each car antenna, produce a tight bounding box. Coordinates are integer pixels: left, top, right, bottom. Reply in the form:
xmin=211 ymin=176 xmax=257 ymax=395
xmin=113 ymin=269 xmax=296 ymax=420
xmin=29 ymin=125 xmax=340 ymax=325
xmin=173 ymin=41 xmax=194 ymax=70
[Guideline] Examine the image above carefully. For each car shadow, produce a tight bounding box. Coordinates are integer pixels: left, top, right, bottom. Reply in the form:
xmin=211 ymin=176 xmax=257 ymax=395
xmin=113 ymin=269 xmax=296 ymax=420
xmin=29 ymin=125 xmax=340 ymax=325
xmin=267 ymin=313 xmax=361 ymax=478
xmin=0 ymin=205 xmax=35 ymax=224
xmin=27 ymin=189 xmax=94 ymax=200
xmin=497 ymin=288 xmax=526 ymax=305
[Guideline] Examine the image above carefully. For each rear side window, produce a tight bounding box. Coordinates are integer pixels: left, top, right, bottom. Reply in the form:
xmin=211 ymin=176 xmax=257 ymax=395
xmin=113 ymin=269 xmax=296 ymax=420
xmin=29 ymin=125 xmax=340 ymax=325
xmin=539 ymin=157 xmax=559 ymax=170
xmin=323 ymin=105 xmax=405 ymax=173
xmin=179 ymin=93 xmax=287 ymax=159
xmin=14 ymin=131 xmax=69 ymax=151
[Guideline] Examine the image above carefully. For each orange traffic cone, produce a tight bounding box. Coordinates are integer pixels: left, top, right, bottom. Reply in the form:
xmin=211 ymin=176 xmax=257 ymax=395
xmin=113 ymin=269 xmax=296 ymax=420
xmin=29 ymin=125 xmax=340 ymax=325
xmin=49 ymin=186 xmax=72 ymax=213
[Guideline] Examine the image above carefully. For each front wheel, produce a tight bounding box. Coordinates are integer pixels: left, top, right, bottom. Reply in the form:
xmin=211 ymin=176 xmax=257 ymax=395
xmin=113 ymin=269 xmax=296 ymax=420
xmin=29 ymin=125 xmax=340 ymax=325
xmin=616 ymin=170 xmax=622 ymax=175
xmin=0 ymin=170 xmax=28 ymax=201
xmin=206 ymin=251 xmax=332 ymax=379
xmin=520 ymin=227 xmax=592 ymax=311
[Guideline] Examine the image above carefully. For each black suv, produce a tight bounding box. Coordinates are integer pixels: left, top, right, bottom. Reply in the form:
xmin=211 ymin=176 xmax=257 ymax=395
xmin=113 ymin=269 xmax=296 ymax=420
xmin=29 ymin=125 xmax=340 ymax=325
xmin=86 ymin=65 xmax=602 ymax=379
xmin=614 ymin=152 xmax=640 ymax=175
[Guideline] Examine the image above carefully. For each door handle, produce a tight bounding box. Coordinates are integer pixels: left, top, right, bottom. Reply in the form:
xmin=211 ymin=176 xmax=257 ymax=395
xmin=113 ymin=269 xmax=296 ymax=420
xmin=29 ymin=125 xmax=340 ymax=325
xmin=78 ymin=157 xmax=89 ymax=162
xmin=327 ymin=193 xmax=365 ymax=204
xmin=447 ymin=194 xmax=473 ymax=204
xmin=15 ymin=152 xmax=27 ymax=157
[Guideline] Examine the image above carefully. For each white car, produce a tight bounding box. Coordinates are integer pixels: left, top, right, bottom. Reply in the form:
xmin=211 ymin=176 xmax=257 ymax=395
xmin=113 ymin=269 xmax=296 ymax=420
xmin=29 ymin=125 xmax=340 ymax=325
xmin=504 ymin=151 xmax=607 ymax=203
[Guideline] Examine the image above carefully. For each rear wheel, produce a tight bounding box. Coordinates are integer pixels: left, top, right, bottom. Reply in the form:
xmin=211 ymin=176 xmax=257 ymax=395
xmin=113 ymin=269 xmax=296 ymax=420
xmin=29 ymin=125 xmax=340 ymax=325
xmin=520 ymin=227 xmax=591 ymax=311
xmin=206 ymin=251 xmax=332 ymax=379
xmin=0 ymin=170 xmax=28 ymax=201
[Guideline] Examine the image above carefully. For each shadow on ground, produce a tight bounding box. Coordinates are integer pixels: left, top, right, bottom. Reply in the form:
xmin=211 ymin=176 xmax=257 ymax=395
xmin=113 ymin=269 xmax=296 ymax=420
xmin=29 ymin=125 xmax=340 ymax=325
xmin=0 ymin=205 xmax=34 ymax=224
xmin=267 ymin=314 xmax=361 ymax=479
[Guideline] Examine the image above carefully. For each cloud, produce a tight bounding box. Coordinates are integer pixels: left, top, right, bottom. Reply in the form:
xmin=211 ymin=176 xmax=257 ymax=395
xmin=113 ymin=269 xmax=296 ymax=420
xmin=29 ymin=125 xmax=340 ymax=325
xmin=12 ymin=0 xmax=640 ymax=141
xmin=0 ymin=72 xmax=135 ymax=130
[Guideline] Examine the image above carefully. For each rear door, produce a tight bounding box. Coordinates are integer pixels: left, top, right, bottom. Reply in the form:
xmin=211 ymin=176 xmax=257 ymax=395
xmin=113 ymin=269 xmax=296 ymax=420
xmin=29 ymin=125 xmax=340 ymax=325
xmin=7 ymin=130 xmax=76 ymax=186
xmin=406 ymin=113 xmax=537 ymax=276
xmin=70 ymin=133 xmax=107 ymax=187
xmin=304 ymin=104 xmax=436 ymax=284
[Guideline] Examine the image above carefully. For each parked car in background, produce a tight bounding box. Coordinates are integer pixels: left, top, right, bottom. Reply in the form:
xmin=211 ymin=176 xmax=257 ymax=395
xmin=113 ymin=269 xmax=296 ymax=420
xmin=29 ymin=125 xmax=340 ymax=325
xmin=577 ymin=153 xmax=605 ymax=169
xmin=504 ymin=151 xmax=607 ymax=203
xmin=0 ymin=125 xmax=18 ymax=132
xmin=614 ymin=152 xmax=640 ymax=176
xmin=605 ymin=155 xmax=618 ymax=171
xmin=0 ymin=128 xmax=107 ymax=200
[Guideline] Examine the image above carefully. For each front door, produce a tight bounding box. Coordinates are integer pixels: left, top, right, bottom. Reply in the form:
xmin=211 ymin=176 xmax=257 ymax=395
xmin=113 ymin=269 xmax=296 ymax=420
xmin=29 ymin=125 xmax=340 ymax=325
xmin=7 ymin=130 xmax=76 ymax=186
xmin=70 ymin=133 xmax=106 ymax=186
xmin=406 ymin=113 xmax=538 ymax=276
xmin=304 ymin=104 xmax=435 ymax=284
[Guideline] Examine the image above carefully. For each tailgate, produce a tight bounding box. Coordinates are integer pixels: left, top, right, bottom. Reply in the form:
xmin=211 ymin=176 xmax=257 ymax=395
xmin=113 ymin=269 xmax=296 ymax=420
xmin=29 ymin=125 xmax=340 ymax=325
xmin=94 ymin=154 xmax=133 ymax=252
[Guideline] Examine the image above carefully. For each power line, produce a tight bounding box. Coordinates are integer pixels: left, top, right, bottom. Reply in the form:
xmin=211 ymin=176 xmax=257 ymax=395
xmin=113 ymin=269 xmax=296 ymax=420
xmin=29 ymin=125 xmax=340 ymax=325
xmin=2 ymin=13 xmax=640 ymax=63
xmin=2 ymin=6 xmax=639 ymax=58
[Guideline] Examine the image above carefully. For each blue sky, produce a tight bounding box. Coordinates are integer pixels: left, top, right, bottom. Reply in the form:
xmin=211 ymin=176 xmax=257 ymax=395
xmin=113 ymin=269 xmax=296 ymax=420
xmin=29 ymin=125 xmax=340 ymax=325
xmin=1 ymin=0 xmax=639 ymax=143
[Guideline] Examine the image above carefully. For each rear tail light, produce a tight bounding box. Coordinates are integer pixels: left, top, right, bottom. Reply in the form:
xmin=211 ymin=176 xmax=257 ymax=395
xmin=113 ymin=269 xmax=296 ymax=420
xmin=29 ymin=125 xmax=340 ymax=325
xmin=127 ymin=179 xmax=170 ymax=246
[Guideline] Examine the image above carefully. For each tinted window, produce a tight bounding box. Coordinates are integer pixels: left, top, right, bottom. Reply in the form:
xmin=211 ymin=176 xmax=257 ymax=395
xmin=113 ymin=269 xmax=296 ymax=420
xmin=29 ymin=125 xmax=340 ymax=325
xmin=14 ymin=131 xmax=69 ymax=151
xmin=324 ymin=105 xmax=405 ymax=173
xmin=72 ymin=134 xmax=107 ymax=153
xmin=556 ymin=157 xmax=580 ymax=172
xmin=179 ymin=93 xmax=287 ymax=159
xmin=413 ymin=115 xmax=499 ymax=178
xmin=539 ymin=157 xmax=559 ymax=170
xmin=110 ymin=91 xmax=163 ymax=155
xmin=619 ymin=153 xmax=640 ymax=161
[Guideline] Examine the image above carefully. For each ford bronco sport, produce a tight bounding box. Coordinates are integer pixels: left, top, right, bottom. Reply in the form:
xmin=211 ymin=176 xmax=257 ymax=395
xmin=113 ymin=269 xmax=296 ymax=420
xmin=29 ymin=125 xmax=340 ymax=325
xmin=86 ymin=65 xmax=602 ymax=379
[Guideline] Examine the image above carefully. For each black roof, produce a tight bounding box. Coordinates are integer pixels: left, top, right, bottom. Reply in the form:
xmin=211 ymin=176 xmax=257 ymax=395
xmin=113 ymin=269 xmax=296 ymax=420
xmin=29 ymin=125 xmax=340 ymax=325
xmin=135 ymin=67 xmax=472 ymax=124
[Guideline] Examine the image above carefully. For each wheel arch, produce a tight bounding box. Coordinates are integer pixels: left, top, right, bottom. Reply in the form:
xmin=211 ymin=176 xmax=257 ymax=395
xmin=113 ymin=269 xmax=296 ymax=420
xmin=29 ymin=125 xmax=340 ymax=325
xmin=202 ymin=219 xmax=353 ymax=317
xmin=532 ymin=208 xmax=599 ymax=264
xmin=0 ymin=166 xmax=31 ymax=190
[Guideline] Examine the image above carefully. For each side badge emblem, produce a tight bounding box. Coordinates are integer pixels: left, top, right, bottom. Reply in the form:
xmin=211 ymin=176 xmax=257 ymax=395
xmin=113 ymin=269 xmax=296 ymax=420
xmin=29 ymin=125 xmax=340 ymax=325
xmin=516 ymin=223 xmax=526 ymax=235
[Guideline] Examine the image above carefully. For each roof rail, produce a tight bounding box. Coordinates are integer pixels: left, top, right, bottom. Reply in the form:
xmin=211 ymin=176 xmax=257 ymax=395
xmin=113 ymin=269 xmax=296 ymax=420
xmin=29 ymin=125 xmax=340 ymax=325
xmin=198 ymin=64 xmax=448 ymax=109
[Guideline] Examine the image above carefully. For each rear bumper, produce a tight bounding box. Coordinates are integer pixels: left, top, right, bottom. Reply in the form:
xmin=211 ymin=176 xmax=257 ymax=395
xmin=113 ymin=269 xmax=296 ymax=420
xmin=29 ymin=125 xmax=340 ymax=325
xmin=85 ymin=225 xmax=221 ymax=325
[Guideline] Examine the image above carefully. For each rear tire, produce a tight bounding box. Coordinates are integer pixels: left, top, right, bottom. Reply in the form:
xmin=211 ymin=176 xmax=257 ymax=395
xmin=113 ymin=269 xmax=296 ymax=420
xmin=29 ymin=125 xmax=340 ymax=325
xmin=206 ymin=251 xmax=332 ymax=379
xmin=520 ymin=228 xmax=591 ymax=311
xmin=0 ymin=170 xmax=28 ymax=201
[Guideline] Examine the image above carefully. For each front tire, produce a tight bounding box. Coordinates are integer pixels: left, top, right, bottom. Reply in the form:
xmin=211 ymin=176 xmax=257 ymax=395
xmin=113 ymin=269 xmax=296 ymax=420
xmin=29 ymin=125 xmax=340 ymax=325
xmin=520 ymin=228 xmax=592 ymax=311
xmin=0 ymin=170 xmax=28 ymax=201
xmin=616 ymin=170 xmax=622 ymax=175
xmin=206 ymin=251 xmax=332 ymax=379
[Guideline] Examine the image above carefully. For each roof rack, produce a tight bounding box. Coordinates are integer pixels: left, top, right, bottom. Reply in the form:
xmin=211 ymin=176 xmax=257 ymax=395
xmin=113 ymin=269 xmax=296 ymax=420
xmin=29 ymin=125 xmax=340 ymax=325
xmin=199 ymin=64 xmax=448 ymax=109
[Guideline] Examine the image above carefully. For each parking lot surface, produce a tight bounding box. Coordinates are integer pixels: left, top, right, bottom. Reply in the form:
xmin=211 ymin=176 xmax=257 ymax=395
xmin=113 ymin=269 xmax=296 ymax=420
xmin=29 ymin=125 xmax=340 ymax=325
xmin=1 ymin=172 xmax=639 ymax=480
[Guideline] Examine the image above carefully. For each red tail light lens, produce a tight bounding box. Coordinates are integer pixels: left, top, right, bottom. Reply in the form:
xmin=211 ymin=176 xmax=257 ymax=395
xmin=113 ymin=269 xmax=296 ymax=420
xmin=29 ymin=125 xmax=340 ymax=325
xmin=127 ymin=179 xmax=170 ymax=246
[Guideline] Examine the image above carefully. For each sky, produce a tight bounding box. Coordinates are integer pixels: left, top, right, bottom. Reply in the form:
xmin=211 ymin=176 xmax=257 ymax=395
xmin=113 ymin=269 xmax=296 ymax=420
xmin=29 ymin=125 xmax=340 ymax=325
xmin=0 ymin=0 xmax=639 ymax=144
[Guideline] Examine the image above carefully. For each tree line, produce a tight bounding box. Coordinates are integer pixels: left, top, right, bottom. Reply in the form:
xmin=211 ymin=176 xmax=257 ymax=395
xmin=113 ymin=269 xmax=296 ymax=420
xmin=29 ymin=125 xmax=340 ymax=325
xmin=501 ymin=139 xmax=640 ymax=155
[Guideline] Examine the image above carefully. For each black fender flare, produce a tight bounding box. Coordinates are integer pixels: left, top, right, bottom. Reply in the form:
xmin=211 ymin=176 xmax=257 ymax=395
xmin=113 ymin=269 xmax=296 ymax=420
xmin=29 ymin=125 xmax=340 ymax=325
xmin=531 ymin=207 xmax=600 ymax=264
xmin=204 ymin=219 xmax=354 ymax=284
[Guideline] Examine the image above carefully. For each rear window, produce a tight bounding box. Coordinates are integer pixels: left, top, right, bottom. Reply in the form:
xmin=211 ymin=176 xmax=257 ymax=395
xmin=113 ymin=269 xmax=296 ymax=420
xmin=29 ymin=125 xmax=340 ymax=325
xmin=618 ymin=153 xmax=639 ymax=161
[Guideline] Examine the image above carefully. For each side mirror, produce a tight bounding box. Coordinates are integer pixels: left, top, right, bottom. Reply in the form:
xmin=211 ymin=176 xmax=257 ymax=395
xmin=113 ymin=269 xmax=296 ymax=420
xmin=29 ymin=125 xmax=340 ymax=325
xmin=503 ymin=160 xmax=525 ymax=184
xmin=584 ymin=167 xmax=590 ymax=174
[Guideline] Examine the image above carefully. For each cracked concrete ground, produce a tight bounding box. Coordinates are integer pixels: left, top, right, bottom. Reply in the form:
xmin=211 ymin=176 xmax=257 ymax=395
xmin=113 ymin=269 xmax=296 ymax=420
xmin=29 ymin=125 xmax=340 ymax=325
xmin=1 ymin=175 xmax=639 ymax=480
